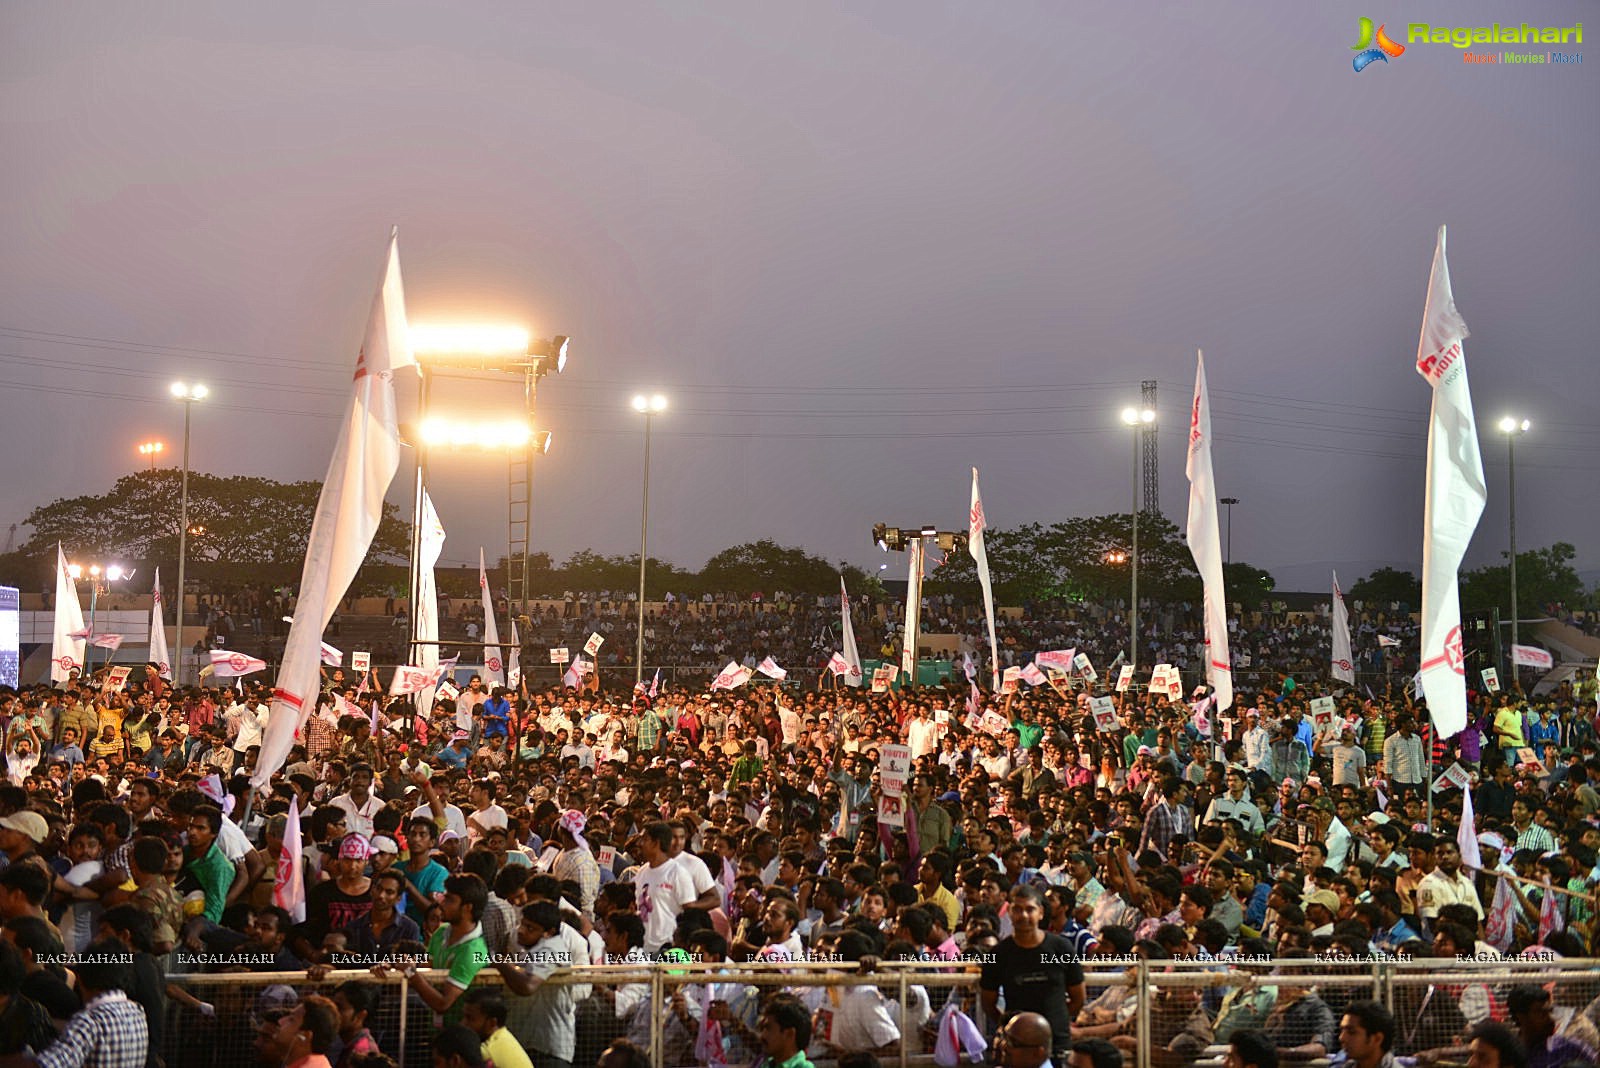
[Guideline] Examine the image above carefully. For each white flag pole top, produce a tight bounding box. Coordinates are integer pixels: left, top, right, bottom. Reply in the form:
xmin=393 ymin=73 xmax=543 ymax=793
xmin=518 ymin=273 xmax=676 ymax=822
xmin=478 ymin=547 xmax=505 ymax=686
xmin=1414 ymin=225 xmax=1486 ymax=741
xmin=254 ymin=230 xmax=416 ymax=790
xmin=148 ymin=567 xmax=172 ymax=680
xmin=51 ymin=542 xmax=86 ymax=684
xmin=839 ymin=575 xmax=864 ymax=687
xmin=1331 ymin=571 xmax=1356 ymax=685
xmin=969 ymin=467 xmax=1001 ymax=691
xmin=1184 ymin=352 xmax=1233 ymax=713
xmin=900 ymin=538 xmax=924 ymax=681
xmin=415 ymin=490 xmax=446 ymax=716
xmin=508 ymin=617 xmax=522 ymax=689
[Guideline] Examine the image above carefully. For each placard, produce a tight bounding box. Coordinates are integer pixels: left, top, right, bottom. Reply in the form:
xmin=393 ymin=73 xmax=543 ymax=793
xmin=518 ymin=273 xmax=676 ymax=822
xmin=1000 ymin=666 xmax=1021 ymax=695
xmin=879 ymin=744 xmax=912 ymax=796
xmin=583 ymin=632 xmax=605 ymax=656
xmin=1115 ymin=665 xmax=1135 ymax=693
xmin=1073 ymin=652 xmax=1097 ymax=681
xmin=963 ymin=711 xmax=982 ymax=732
xmin=871 ymin=664 xmax=895 ymax=692
xmin=980 ymin=709 xmax=1011 ymax=737
xmin=876 ymin=794 xmax=905 ymax=828
xmin=597 ymin=845 xmax=617 ymax=872
xmin=435 ymin=681 xmax=460 ymax=703
xmin=933 ymin=708 xmax=950 ymax=725
xmin=1167 ymin=675 xmax=1184 ymax=699
xmin=104 ymin=665 xmax=131 ymax=692
xmin=351 ymin=651 xmax=371 ymax=673
xmin=1515 ymin=747 xmax=1542 ymax=770
xmin=550 ymin=647 xmax=570 ymax=664
xmin=1090 ymin=695 xmax=1118 ymax=732
xmin=1431 ymin=762 xmax=1471 ymax=793
xmin=1480 ymin=667 xmax=1500 ymax=693
xmin=1310 ymin=696 xmax=1335 ymax=717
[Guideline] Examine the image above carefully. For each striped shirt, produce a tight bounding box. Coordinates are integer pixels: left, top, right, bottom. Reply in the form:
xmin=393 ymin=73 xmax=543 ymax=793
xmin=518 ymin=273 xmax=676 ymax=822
xmin=37 ymin=991 xmax=148 ymax=1068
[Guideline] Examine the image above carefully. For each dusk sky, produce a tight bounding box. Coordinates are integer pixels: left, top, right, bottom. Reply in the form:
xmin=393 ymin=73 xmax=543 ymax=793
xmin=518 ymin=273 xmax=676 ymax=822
xmin=2 ymin=3 xmax=1594 ymax=593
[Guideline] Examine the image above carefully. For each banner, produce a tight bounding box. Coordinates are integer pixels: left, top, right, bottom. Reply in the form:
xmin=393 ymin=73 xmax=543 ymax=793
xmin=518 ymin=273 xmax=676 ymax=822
xmin=839 ymin=576 xmax=864 ymax=688
xmin=1331 ymin=571 xmax=1355 ymax=685
xmin=979 ymin=709 xmax=1010 ymax=736
xmin=388 ymin=664 xmax=444 ymax=695
xmin=148 ymin=568 xmax=171 ymax=681
xmin=1184 ymin=350 xmax=1233 ymax=712
xmin=969 ymin=467 xmax=1000 ymax=690
xmin=352 ymin=651 xmax=371 ymax=674
xmin=1481 ymin=667 xmax=1500 ymax=693
xmin=879 ymin=744 xmax=912 ymax=796
xmin=1000 ymin=665 xmax=1021 ymax=695
xmin=209 ymin=649 xmax=267 ymax=678
xmin=255 ymin=231 xmax=416 ymax=790
xmin=1378 ymin=634 xmax=1401 ymax=648
xmin=876 ymin=794 xmax=905 ymax=829
xmin=900 ymin=538 xmax=924 ymax=681
xmin=91 ymin=633 xmax=125 ymax=652
xmin=1432 ymin=761 xmax=1471 ymax=793
xmin=415 ymin=490 xmax=446 ymax=717
xmin=50 ymin=543 xmax=86 ymax=684
xmin=1511 ymin=644 xmax=1552 ymax=670
xmin=479 ymin=548 xmax=504 ymax=686
xmin=1414 ymin=225 xmax=1487 ymax=740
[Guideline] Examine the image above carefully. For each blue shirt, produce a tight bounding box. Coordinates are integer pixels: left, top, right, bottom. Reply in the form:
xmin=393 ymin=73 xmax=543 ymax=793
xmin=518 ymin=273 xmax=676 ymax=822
xmin=438 ymin=743 xmax=470 ymax=770
xmin=481 ymin=696 xmax=511 ymax=737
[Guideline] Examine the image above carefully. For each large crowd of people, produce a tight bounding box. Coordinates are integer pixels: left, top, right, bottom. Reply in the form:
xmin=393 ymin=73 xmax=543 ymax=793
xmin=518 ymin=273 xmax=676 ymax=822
xmin=0 ymin=599 xmax=1597 ymax=1068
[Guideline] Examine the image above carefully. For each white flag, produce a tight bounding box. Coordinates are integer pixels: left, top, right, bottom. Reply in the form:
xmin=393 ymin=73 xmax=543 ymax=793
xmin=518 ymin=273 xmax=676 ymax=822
xmin=900 ymin=537 xmax=924 ymax=682
xmin=711 ymin=660 xmax=753 ymax=691
xmin=273 ymin=799 xmax=306 ymax=924
xmin=827 ymin=652 xmax=851 ymax=677
xmin=319 ymin=641 xmax=343 ymax=667
xmin=209 ymin=649 xmax=267 ymax=677
xmin=1378 ymin=634 xmax=1401 ymax=649
xmin=478 ymin=547 xmax=504 ymax=686
xmin=1184 ymin=351 xmax=1233 ymax=713
xmin=1331 ymin=571 xmax=1355 ymax=685
xmin=414 ymin=490 xmax=446 ymax=716
xmin=1019 ymin=662 xmax=1048 ymax=687
xmin=1414 ymin=226 xmax=1486 ymax=741
xmin=1510 ymin=644 xmax=1552 ymax=670
xmin=50 ymin=543 xmax=86 ymax=685
xmin=969 ymin=468 xmax=1000 ymax=690
xmin=389 ymin=664 xmax=445 ymax=695
xmin=1036 ymin=649 xmax=1076 ymax=672
xmin=147 ymin=568 xmax=171 ymax=680
xmin=254 ymin=231 xmax=416 ymax=790
xmin=508 ymin=617 xmax=522 ymax=690
xmin=562 ymin=658 xmax=582 ymax=689
xmin=839 ymin=576 xmax=864 ymax=687
xmin=91 ymin=633 xmax=125 ymax=652
xmin=756 ymin=656 xmax=787 ymax=681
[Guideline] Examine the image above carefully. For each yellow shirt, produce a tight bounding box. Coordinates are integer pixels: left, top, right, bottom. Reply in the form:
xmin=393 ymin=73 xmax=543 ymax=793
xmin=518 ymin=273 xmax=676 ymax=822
xmin=482 ymin=1027 xmax=534 ymax=1068
xmin=1493 ymin=706 xmax=1524 ymax=748
xmin=918 ymin=883 xmax=961 ymax=930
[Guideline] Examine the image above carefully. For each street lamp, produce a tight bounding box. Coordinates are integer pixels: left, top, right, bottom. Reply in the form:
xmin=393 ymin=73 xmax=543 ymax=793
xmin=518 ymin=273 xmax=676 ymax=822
xmin=631 ymin=393 xmax=668 ymax=683
xmin=1497 ymin=416 xmax=1531 ymax=665
xmin=1220 ymin=497 xmax=1240 ymax=564
xmin=171 ymin=381 xmax=208 ymax=682
xmin=137 ymin=441 xmax=165 ymax=470
xmin=67 ymin=561 xmax=135 ymax=674
xmin=1121 ymin=406 xmax=1156 ymax=674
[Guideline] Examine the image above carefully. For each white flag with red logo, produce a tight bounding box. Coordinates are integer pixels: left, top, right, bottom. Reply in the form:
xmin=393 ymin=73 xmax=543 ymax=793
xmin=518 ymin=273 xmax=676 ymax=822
xmin=273 ymin=799 xmax=306 ymax=924
xmin=757 ymin=656 xmax=787 ymax=681
xmin=319 ymin=641 xmax=343 ymax=667
xmin=91 ymin=633 xmax=125 ymax=652
xmin=479 ymin=548 xmax=504 ymax=687
xmin=1484 ymin=872 xmax=1517 ymax=952
xmin=1185 ymin=351 xmax=1233 ymax=713
xmin=839 ymin=576 xmax=864 ymax=688
xmin=388 ymin=664 xmax=444 ymax=695
xmin=415 ymin=490 xmax=446 ymax=716
xmin=51 ymin=543 xmax=86 ymax=684
xmin=711 ymin=661 xmax=752 ymax=691
xmin=1537 ymin=876 xmax=1564 ymax=942
xmin=1511 ymin=644 xmax=1552 ymax=670
xmin=1019 ymin=662 xmax=1048 ymax=687
xmin=1332 ymin=571 xmax=1355 ymax=685
xmin=254 ymin=231 xmax=416 ymax=790
xmin=969 ymin=468 xmax=1000 ymax=691
xmin=508 ymin=617 xmax=522 ymax=690
xmin=1378 ymin=634 xmax=1401 ymax=649
xmin=1414 ymin=226 xmax=1486 ymax=741
xmin=209 ymin=649 xmax=267 ymax=678
xmin=562 ymin=658 xmax=581 ymax=689
xmin=826 ymin=652 xmax=851 ymax=677
xmin=148 ymin=568 xmax=172 ymax=680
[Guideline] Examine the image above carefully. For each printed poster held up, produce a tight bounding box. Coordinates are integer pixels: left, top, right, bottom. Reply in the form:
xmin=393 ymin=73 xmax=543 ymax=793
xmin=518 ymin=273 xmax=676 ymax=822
xmin=1115 ymin=665 xmax=1135 ymax=692
xmin=879 ymin=744 xmax=912 ymax=797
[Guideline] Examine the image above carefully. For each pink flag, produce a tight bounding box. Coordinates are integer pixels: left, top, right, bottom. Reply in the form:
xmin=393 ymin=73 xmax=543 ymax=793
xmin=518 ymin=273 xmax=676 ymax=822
xmin=648 ymin=667 xmax=661 ymax=699
xmin=389 ymin=664 xmax=444 ymax=696
xmin=1019 ymin=662 xmax=1048 ymax=687
xmin=273 ymin=799 xmax=306 ymax=923
xmin=562 ymin=658 xmax=582 ymax=689
xmin=1537 ymin=876 xmax=1564 ymax=942
xmin=1510 ymin=644 xmax=1553 ymax=670
xmin=253 ymin=232 xmax=416 ymax=791
xmin=1414 ymin=226 xmax=1486 ymax=740
xmin=1484 ymin=873 xmax=1516 ymax=952
xmin=91 ymin=633 xmax=125 ymax=651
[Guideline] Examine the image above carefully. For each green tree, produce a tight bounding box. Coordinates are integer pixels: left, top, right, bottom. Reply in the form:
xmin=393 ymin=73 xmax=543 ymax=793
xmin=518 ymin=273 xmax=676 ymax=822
xmin=699 ymin=540 xmax=860 ymax=597
xmin=1349 ymin=567 xmax=1422 ymax=609
xmin=1222 ymin=561 xmax=1276 ymax=608
xmin=20 ymin=469 xmax=409 ymax=571
xmin=1460 ymin=543 xmax=1584 ymax=619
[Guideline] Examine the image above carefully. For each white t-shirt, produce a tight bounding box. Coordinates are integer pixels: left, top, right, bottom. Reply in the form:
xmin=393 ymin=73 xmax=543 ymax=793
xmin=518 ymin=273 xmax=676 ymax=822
xmin=670 ymin=850 xmax=715 ymax=900
xmin=832 ymin=984 xmax=901 ymax=1052
xmin=412 ymin=802 xmax=468 ymax=840
xmin=466 ymin=803 xmax=509 ymax=845
xmin=907 ymin=718 xmax=939 ymax=759
xmin=634 ymin=856 xmax=695 ymax=954
xmin=62 ymin=860 xmax=103 ymax=955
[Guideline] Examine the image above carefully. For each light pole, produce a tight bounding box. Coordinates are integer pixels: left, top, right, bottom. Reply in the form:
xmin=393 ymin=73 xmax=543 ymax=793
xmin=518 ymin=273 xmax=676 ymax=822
xmin=1121 ymin=406 xmax=1156 ymax=674
xmin=67 ymin=562 xmax=132 ymax=674
xmin=632 ymin=393 xmax=667 ymax=683
xmin=1497 ymin=416 xmax=1530 ymax=666
xmin=171 ymin=382 xmax=208 ymax=683
xmin=1220 ymin=497 xmax=1240 ymax=564
xmin=138 ymin=441 xmax=165 ymax=470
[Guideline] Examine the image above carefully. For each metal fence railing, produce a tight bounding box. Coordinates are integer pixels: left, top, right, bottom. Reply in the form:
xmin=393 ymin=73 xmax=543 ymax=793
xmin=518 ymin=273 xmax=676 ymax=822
xmin=161 ymin=956 xmax=1600 ymax=1068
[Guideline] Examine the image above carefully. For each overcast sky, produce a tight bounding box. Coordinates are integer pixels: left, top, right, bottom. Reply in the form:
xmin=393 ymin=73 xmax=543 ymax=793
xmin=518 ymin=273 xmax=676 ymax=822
xmin=2 ymin=2 xmax=1594 ymax=593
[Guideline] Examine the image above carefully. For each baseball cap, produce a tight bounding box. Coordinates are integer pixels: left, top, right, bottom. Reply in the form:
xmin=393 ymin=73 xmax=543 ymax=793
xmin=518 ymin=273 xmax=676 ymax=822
xmin=0 ymin=812 xmax=48 ymax=844
xmin=1366 ymin=812 xmax=1391 ymax=825
xmin=1304 ymin=889 xmax=1340 ymax=914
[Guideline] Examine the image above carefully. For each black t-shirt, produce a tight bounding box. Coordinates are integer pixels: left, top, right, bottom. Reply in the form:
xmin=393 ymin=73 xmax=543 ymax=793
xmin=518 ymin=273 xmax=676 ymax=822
xmin=21 ymin=969 xmax=80 ymax=1022
xmin=979 ymin=931 xmax=1084 ymax=1052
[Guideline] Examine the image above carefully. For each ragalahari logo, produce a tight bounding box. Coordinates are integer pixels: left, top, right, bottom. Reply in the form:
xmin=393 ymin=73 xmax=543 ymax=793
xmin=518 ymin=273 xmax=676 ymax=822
xmin=1352 ymin=17 xmax=1406 ymax=70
